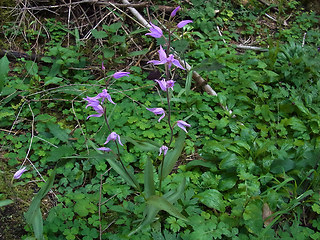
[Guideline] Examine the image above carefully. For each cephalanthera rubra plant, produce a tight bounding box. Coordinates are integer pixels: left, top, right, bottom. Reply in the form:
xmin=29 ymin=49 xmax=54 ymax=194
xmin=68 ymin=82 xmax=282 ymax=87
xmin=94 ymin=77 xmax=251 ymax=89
xmin=84 ymin=6 xmax=193 ymax=236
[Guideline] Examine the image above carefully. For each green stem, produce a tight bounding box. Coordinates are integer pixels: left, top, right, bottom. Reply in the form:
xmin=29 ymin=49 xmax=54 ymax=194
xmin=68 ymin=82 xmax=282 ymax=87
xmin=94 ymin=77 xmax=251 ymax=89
xmin=103 ymin=106 xmax=142 ymax=193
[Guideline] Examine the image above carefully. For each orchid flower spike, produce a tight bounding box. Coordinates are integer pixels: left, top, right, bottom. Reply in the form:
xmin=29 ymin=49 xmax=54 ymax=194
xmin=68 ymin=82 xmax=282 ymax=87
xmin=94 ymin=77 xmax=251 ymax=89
xmin=145 ymin=23 xmax=163 ymax=38
xmin=104 ymin=132 xmax=124 ymax=146
xmin=146 ymin=108 xmax=166 ymax=122
xmin=177 ymin=20 xmax=193 ymax=28
xmin=176 ymin=120 xmax=191 ymax=133
xmin=13 ymin=166 xmax=27 ymax=179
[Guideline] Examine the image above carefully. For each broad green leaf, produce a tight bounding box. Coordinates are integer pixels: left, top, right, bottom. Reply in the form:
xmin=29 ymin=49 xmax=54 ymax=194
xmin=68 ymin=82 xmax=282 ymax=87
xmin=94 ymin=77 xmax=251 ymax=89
xmin=91 ymin=29 xmax=108 ymax=39
xmin=47 ymin=145 xmax=75 ymax=162
xmin=102 ymin=48 xmax=115 ymax=58
xmin=165 ymin=178 xmax=186 ymax=203
xmin=171 ymin=39 xmax=189 ymax=53
xmin=47 ymin=122 xmax=69 ymax=142
xmin=0 ymin=55 xmax=10 ymax=92
xmin=103 ymin=22 xmax=122 ymax=32
xmin=218 ymin=175 xmax=237 ymax=191
xmin=124 ymin=136 xmax=161 ymax=152
xmin=26 ymin=61 xmax=38 ymax=76
xmin=44 ymin=76 xmax=63 ymax=86
xmin=159 ymin=132 xmax=186 ymax=180
xmin=128 ymin=205 xmax=159 ymax=236
xmin=196 ymin=189 xmax=225 ymax=212
xmin=144 ymin=158 xmax=155 ymax=198
xmin=261 ymin=104 xmax=270 ymax=122
xmin=270 ymin=159 xmax=295 ymax=174
xmin=147 ymin=195 xmax=188 ymax=221
xmin=243 ymin=200 xmax=263 ymax=233
xmin=185 ymin=160 xmax=217 ymax=171
xmin=193 ymin=58 xmax=224 ymax=72
xmin=25 ymin=167 xmax=57 ymax=240
xmin=105 ymin=157 xmax=140 ymax=190
xmin=0 ymin=199 xmax=14 ymax=207
xmin=128 ymin=49 xmax=149 ymax=57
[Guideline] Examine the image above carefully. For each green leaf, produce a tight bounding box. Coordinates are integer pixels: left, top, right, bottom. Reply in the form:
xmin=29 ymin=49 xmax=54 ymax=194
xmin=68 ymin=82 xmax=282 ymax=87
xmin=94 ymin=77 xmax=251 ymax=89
xmin=74 ymin=199 xmax=96 ymax=217
xmin=111 ymin=35 xmax=126 ymax=43
xmin=91 ymin=29 xmax=108 ymax=39
xmin=25 ymin=168 xmax=57 ymax=240
xmin=0 ymin=55 xmax=10 ymax=93
xmin=105 ymin=156 xmax=140 ymax=190
xmin=128 ymin=205 xmax=159 ymax=236
xmin=196 ymin=189 xmax=225 ymax=212
xmin=102 ymin=48 xmax=115 ymax=58
xmin=185 ymin=160 xmax=217 ymax=171
xmin=26 ymin=60 xmax=38 ymax=76
xmin=144 ymin=158 xmax=155 ymax=198
xmin=44 ymin=77 xmax=63 ymax=86
xmin=47 ymin=145 xmax=75 ymax=162
xmin=47 ymin=123 xmax=69 ymax=142
xmin=0 ymin=199 xmax=14 ymax=207
xmin=171 ymin=39 xmax=189 ymax=53
xmin=128 ymin=49 xmax=149 ymax=57
xmin=261 ymin=104 xmax=270 ymax=122
xmin=165 ymin=178 xmax=186 ymax=203
xmin=103 ymin=22 xmax=122 ymax=32
xmin=147 ymin=195 xmax=188 ymax=221
xmin=270 ymin=159 xmax=295 ymax=174
xmin=193 ymin=58 xmax=224 ymax=72
xmin=160 ymin=131 xmax=186 ymax=180
xmin=243 ymin=200 xmax=263 ymax=233
xmin=124 ymin=136 xmax=161 ymax=152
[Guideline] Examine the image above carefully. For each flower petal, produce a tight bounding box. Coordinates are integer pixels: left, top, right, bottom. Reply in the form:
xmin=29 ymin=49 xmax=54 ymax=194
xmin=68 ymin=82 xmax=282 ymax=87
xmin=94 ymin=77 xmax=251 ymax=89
xmin=177 ymin=20 xmax=193 ymax=28
xmin=176 ymin=120 xmax=191 ymax=133
xmin=13 ymin=167 xmax=27 ymax=179
xmin=97 ymin=147 xmax=111 ymax=152
xmin=170 ymin=6 xmax=180 ymax=17
xmin=113 ymin=72 xmax=130 ymax=79
xmin=145 ymin=23 xmax=163 ymax=38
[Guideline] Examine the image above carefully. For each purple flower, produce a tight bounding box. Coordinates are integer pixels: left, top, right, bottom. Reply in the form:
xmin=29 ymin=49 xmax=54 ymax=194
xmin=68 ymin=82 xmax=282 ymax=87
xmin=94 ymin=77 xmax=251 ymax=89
xmin=98 ymin=89 xmax=115 ymax=105
xmin=170 ymin=6 xmax=180 ymax=17
xmin=145 ymin=23 xmax=163 ymax=38
xmin=155 ymin=79 xmax=175 ymax=91
xmin=113 ymin=72 xmax=130 ymax=79
xmin=104 ymin=132 xmax=123 ymax=146
xmin=102 ymin=62 xmax=105 ymax=71
xmin=84 ymin=89 xmax=117 ymax=119
xmin=177 ymin=20 xmax=193 ymax=28
xmin=146 ymin=108 xmax=166 ymax=122
xmin=14 ymin=167 xmax=27 ymax=179
xmin=176 ymin=120 xmax=191 ymax=133
xmin=147 ymin=45 xmax=185 ymax=70
xmin=97 ymin=147 xmax=112 ymax=152
xmin=84 ymin=96 xmax=100 ymax=108
xmin=166 ymin=80 xmax=175 ymax=90
xmin=159 ymin=145 xmax=168 ymax=156
xmin=87 ymin=104 xmax=104 ymax=119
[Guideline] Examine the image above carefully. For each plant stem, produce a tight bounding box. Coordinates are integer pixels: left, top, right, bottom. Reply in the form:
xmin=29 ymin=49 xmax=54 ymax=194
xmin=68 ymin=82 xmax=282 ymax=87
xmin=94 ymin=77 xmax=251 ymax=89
xmin=103 ymin=106 xmax=142 ymax=193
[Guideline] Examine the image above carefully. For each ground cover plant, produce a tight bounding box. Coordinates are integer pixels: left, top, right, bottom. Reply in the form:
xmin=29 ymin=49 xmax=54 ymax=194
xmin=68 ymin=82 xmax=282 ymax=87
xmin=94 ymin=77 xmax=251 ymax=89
xmin=1 ymin=0 xmax=320 ymax=239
